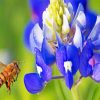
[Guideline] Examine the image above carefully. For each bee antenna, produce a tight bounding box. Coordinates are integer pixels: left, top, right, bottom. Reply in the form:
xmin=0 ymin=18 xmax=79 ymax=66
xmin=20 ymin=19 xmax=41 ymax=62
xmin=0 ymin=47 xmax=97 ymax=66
xmin=12 ymin=60 xmax=24 ymax=65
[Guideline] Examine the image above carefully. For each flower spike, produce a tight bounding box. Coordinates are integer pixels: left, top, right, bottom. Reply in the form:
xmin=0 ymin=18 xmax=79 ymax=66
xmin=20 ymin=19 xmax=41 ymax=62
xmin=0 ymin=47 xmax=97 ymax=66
xmin=24 ymin=0 xmax=100 ymax=94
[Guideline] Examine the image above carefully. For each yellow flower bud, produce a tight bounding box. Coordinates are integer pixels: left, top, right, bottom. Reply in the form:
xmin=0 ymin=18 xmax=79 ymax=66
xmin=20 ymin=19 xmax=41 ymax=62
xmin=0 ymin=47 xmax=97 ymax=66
xmin=57 ymin=13 xmax=62 ymax=26
xmin=59 ymin=6 xmax=63 ymax=16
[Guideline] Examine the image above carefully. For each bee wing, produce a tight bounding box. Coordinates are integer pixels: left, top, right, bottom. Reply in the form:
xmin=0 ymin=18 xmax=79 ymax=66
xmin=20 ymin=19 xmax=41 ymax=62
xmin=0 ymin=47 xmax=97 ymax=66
xmin=0 ymin=61 xmax=6 ymax=68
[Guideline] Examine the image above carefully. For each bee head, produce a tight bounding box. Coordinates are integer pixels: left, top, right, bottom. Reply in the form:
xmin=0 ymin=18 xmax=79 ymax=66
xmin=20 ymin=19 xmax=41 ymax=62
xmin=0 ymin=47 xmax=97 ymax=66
xmin=13 ymin=61 xmax=20 ymax=73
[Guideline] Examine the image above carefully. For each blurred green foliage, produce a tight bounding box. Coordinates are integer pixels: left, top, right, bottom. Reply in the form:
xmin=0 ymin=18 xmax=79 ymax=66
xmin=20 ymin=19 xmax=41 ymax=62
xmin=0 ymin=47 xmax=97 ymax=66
xmin=0 ymin=0 xmax=100 ymax=100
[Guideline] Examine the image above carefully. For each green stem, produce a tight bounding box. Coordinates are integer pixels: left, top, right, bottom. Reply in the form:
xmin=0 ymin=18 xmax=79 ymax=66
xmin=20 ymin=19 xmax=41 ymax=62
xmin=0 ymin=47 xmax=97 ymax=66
xmin=52 ymin=76 xmax=64 ymax=80
xmin=71 ymin=86 xmax=79 ymax=100
xmin=74 ymin=76 xmax=83 ymax=86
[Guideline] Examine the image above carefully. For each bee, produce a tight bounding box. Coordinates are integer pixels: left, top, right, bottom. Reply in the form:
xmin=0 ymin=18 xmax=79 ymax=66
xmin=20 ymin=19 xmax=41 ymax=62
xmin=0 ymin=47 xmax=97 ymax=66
xmin=0 ymin=61 xmax=20 ymax=91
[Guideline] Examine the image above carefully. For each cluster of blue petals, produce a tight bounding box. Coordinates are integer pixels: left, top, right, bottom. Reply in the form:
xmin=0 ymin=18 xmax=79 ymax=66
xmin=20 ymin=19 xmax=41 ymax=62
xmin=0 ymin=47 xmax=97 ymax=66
xmin=56 ymin=43 xmax=80 ymax=89
xmin=24 ymin=0 xmax=100 ymax=94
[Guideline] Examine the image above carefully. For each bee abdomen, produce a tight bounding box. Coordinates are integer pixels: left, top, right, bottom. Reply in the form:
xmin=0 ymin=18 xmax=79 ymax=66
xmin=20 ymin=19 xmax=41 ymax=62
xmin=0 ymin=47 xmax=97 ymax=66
xmin=0 ymin=73 xmax=6 ymax=87
xmin=2 ymin=71 xmax=8 ymax=80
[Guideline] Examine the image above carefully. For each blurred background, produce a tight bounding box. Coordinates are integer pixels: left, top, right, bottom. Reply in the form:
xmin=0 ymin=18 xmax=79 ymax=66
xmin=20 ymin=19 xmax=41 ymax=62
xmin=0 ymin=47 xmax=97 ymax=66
xmin=0 ymin=0 xmax=100 ymax=100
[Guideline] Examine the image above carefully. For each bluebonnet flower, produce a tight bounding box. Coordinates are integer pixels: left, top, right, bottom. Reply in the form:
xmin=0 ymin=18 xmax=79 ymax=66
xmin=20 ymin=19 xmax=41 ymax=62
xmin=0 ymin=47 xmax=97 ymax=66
xmin=24 ymin=47 xmax=52 ymax=93
xmin=24 ymin=0 xmax=100 ymax=94
xmin=24 ymin=26 xmax=56 ymax=93
xmin=56 ymin=33 xmax=80 ymax=89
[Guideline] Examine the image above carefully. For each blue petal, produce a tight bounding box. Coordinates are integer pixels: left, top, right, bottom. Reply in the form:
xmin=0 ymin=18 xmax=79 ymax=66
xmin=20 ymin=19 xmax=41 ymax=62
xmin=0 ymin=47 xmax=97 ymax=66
xmin=66 ymin=45 xmax=79 ymax=75
xmin=30 ymin=23 xmax=43 ymax=53
xmin=80 ymin=60 xmax=93 ymax=77
xmin=68 ymin=3 xmax=74 ymax=19
xmin=93 ymin=53 xmax=100 ymax=64
xmin=88 ymin=21 xmax=100 ymax=41
xmin=92 ymin=64 xmax=100 ymax=82
xmin=85 ymin=10 xmax=97 ymax=39
xmin=24 ymin=21 xmax=35 ymax=49
xmin=41 ymin=38 xmax=56 ymax=65
xmin=24 ymin=73 xmax=44 ymax=94
xmin=72 ymin=3 xmax=84 ymax=27
xmin=43 ymin=24 xmax=54 ymax=41
xmin=29 ymin=0 xmax=49 ymax=20
xmin=88 ymin=20 xmax=100 ymax=50
xmin=64 ymin=0 xmax=87 ymax=13
xmin=36 ymin=48 xmax=52 ymax=81
xmin=56 ymin=46 xmax=67 ymax=75
xmin=73 ymin=24 xmax=83 ymax=49
xmin=79 ymin=40 xmax=93 ymax=77
xmin=65 ymin=71 xmax=73 ymax=89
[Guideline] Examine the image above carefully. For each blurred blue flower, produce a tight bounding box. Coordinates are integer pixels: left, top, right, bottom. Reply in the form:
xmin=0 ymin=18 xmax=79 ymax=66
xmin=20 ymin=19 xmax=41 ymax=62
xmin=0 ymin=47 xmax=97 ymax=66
xmin=29 ymin=0 xmax=49 ymax=24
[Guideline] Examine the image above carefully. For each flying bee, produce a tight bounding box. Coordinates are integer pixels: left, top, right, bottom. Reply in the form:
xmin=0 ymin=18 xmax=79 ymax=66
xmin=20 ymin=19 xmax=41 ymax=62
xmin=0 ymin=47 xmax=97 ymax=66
xmin=0 ymin=61 xmax=20 ymax=91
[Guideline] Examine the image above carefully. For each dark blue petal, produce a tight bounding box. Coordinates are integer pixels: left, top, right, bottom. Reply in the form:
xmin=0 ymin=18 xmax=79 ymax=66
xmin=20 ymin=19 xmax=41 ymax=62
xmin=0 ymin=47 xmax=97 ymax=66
xmin=66 ymin=45 xmax=79 ymax=75
xmin=92 ymin=64 xmax=100 ymax=82
xmin=65 ymin=71 xmax=73 ymax=89
xmin=80 ymin=60 xmax=93 ymax=77
xmin=41 ymin=38 xmax=56 ymax=65
xmin=79 ymin=40 xmax=94 ymax=77
xmin=24 ymin=73 xmax=44 ymax=94
xmin=24 ymin=20 xmax=37 ymax=49
xmin=64 ymin=0 xmax=87 ymax=12
xmin=85 ymin=10 xmax=97 ymax=39
xmin=36 ymin=48 xmax=52 ymax=81
xmin=56 ymin=46 xmax=67 ymax=75
xmin=29 ymin=0 xmax=49 ymax=20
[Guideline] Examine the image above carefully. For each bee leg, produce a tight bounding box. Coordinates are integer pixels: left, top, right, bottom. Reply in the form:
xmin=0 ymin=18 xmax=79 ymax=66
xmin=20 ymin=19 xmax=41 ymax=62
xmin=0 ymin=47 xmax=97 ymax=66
xmin=11 ymin=74 xmax=16 ymax=82
xmin=14 ymin=74 xmax=18 ymax=82
xmin=13 ymin=78 xmax=16 ymax=82
xmin=15 ymin=75 xmax=18 ymax=81
xmin=0 ymin=78 xmax=3 ymax=87
xmin=13 ymin=77 xmax=17 ymax=82
xmin=11 ymin=75 xmax=15 ymax=83
xmin=6 ymin=82 xmax=10 ymax=90
xmin=5 ymin=79 xmax=11 ymax=92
